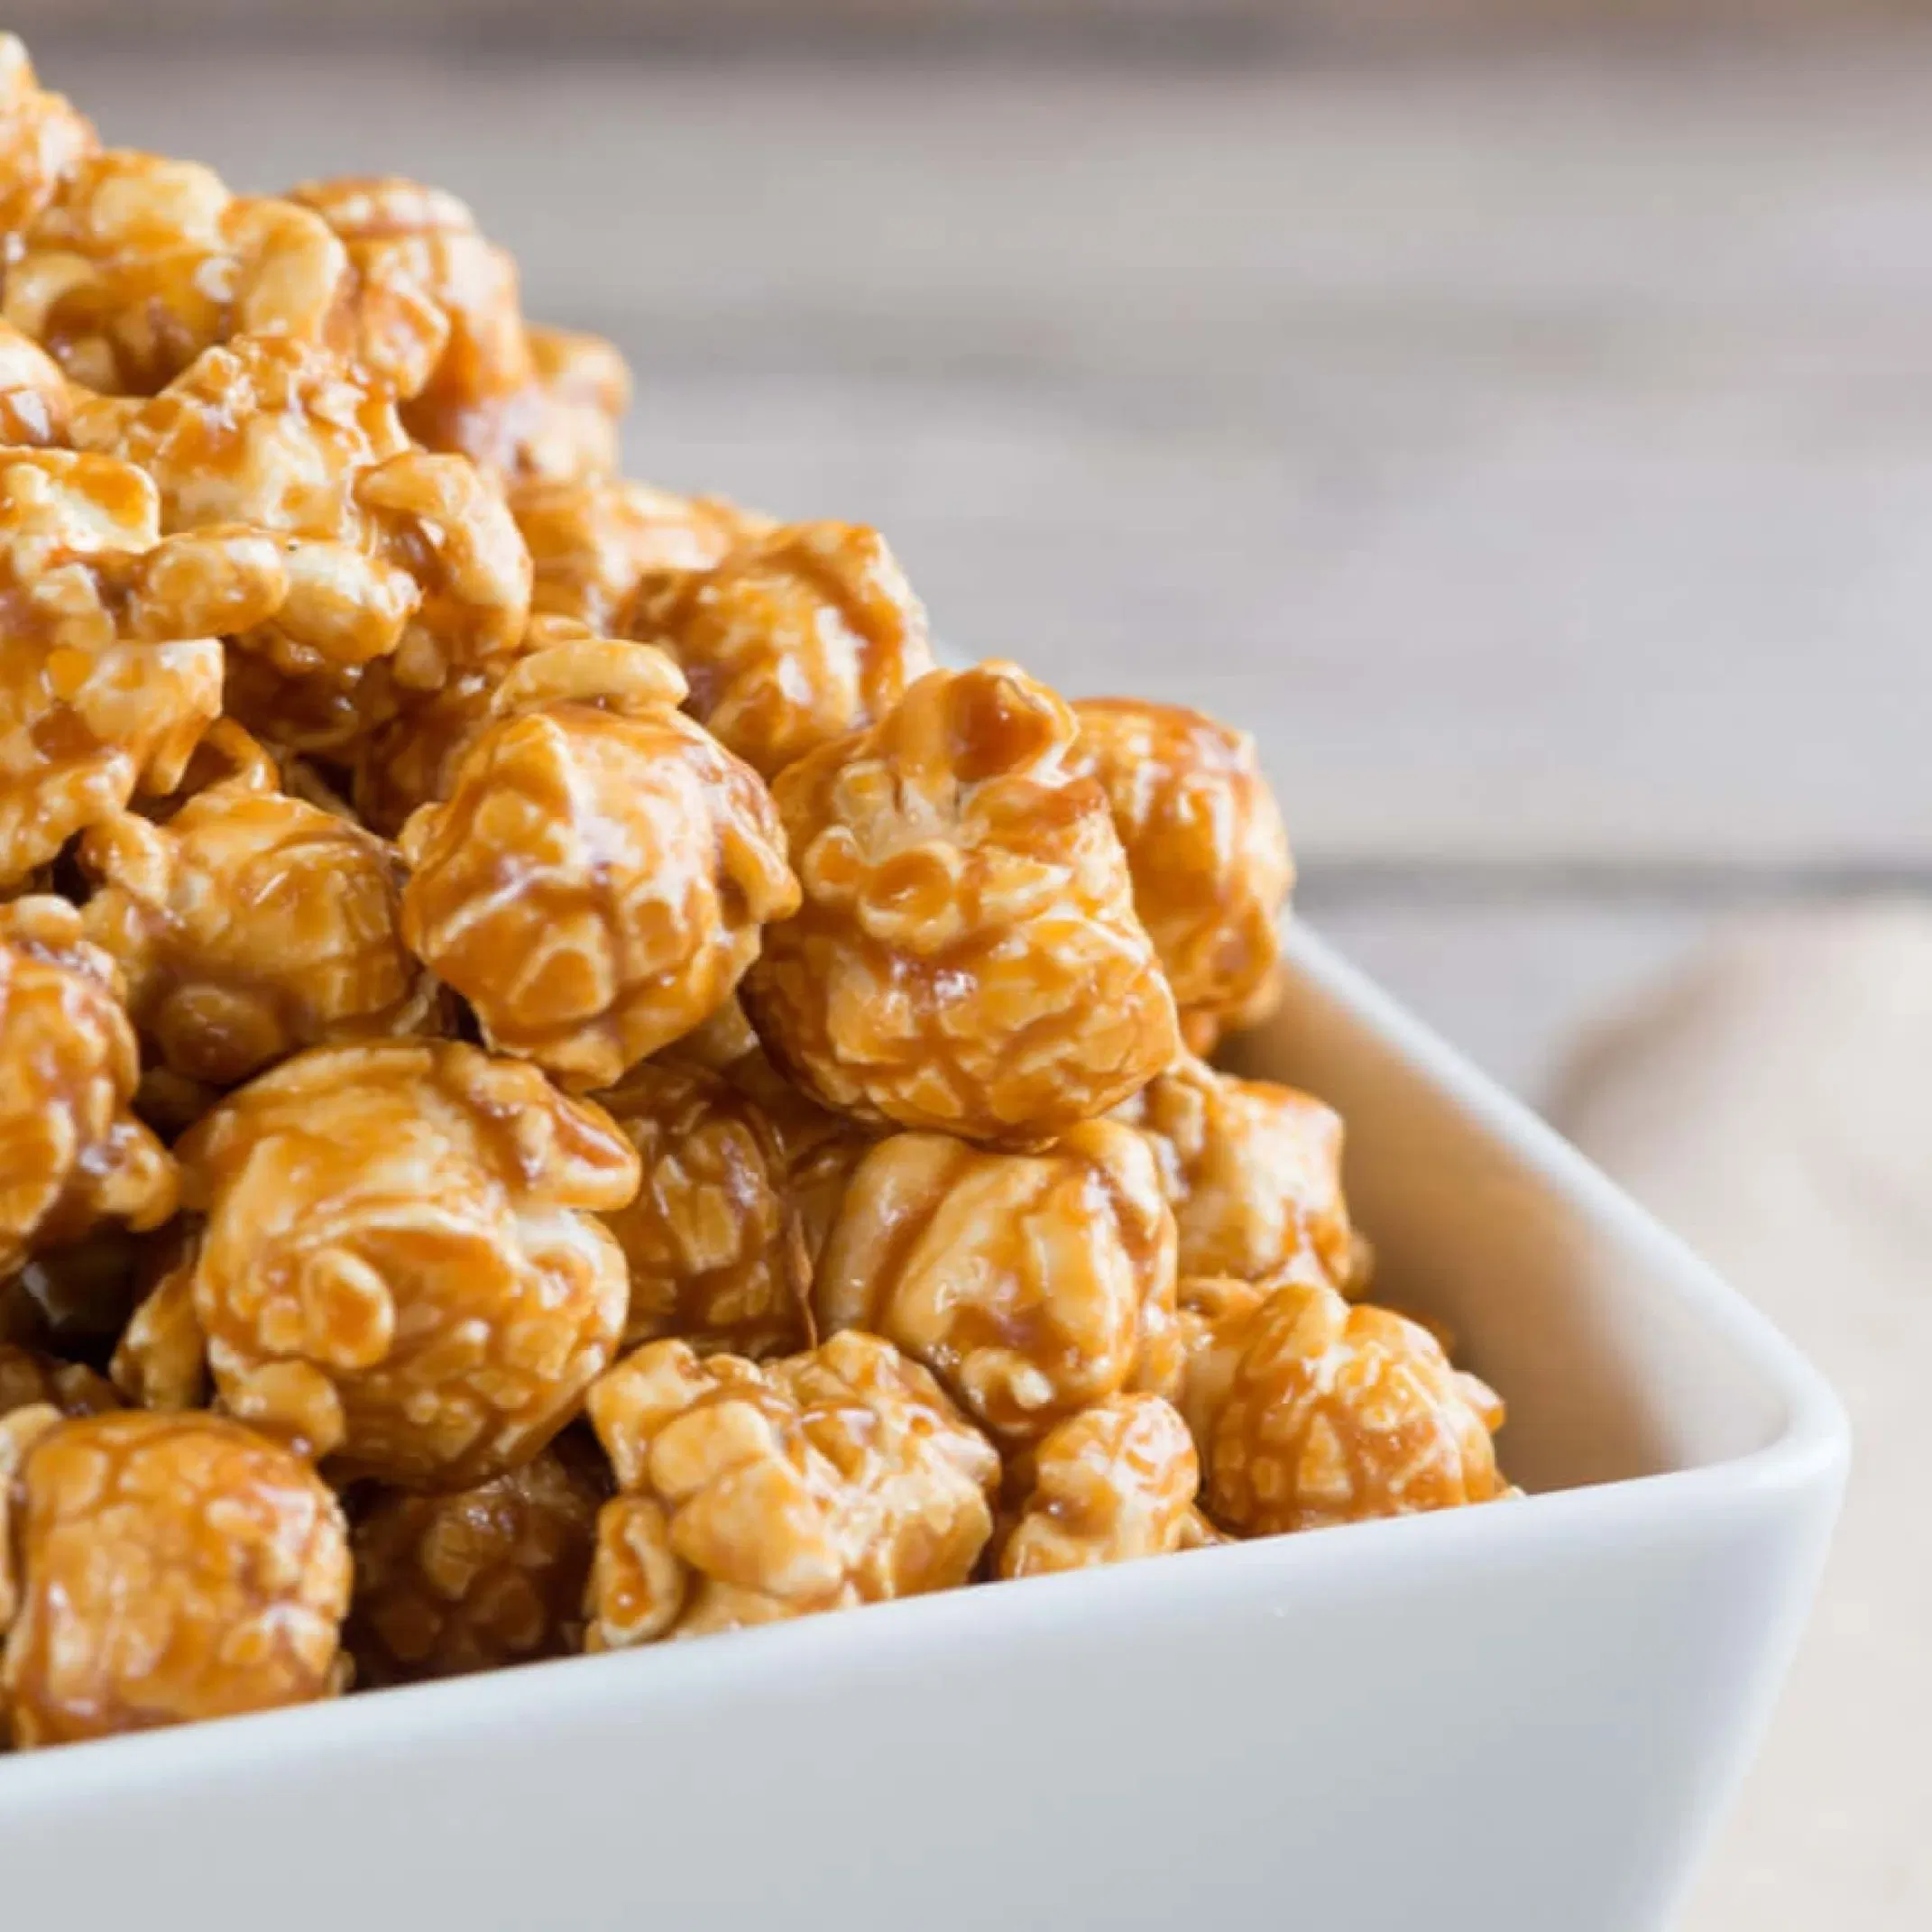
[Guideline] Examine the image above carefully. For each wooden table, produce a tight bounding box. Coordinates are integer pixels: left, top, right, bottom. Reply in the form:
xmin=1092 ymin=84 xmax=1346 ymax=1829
xmin=42 ymin=37 xmax=1932 ymax=1099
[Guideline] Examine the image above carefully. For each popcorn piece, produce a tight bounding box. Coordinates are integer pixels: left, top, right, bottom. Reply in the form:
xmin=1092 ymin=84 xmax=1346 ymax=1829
xmin=351 ymin=666 xmax=499 ymax=835
xmin=0 ymin=897 xmax=178 ymax=1278
xmin=592 ymin=1061 xmax=811 ymax=1357
xmin=0 ymin=1343 xmax=118 ymax=1420
xmin=5 ymin=151 xmax=351 ymax=396
xmin=514 ymin=474 xmax=762 ymax=633
xmin=1200 ymin=1278 xmax=1508 ymax=1536
xmin=744 ymin=661 xmax=1180 ymax=1145
xmin=346 ymin=1437 xmax=605 ymax=1686
xmin=139 ymin=1040 xmax=639 ymax=1489
xmin=0 ymin=1407 xmax=349 ymax=1747
xmin=1117 ymin=1055 xmax=1354 ymax=1287
xmin=997 ymin=1393 xmax=1214 ymax=1578
xmin=584 ymin=1329 xmax=998 ymax=1646
xmin=0 ymin=317 xmax=72 ymax=446
xmin=78 ymin=336 xmax=530 ymax=693
xmin=0 ymin=448 xmax=279 ymax=885
xmin=399 ymin=633 xmax=798 ymax=1090
xmin=0 ymin=37 xmax=97 ymax=262
xmin=1072 ymin=697 xmax=1293 ymax=1053
xmin=814 ymin=1121 xmax=1180 ymax=1448
xmin=79 ymin=723 xmax=433 ymax=1087
xmin=625 ymin=522 xmax=934 ymax=780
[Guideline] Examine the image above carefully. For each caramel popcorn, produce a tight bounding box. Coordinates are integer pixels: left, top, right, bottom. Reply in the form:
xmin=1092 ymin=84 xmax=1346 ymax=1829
xmin=1072 ymin=697 xmax=1293 ymax=1053
xmin=1170 ymin=1274 xmax=1268 ymax=1453
xmin=127 ymin=1040 xmax=639 ymax=1489
xmin=744 ymin=662 xmax=1180 ymax=1145
xmin=346 ymin=1437 xmax=605 ymax=1686
xmin=593 ymin=1061 xmax=811 ymax=1357
xmin=5 ymin=151 xmax=352 ymax=397
xmin=504 ymin=325 xmax=630 ymax=485
xmin=625 ymin=521 xmax=935 ymax=780
xmin=0 ymin=1342 xmax=118 ymax=1420
xmin=0 ymin=1406 xmax=349 ymax=1747
xmin=0 ymin=448 xmax=281 ymax=886
xmin=1201 ymin=1278 xmax=1508 ymax=1536
xmin=998 ymin=1394 xmax=1214 ymax=1579
xmin=350 ymin=667 xmax=497 ymax=834
xmin=584 ymin=1329 xmax=998 ymax=1646
xmin=814 ymin=1121 xmax=1180 ymax=1447
xmin=0 ymin=37 xmax=96 ymax=262
xmin=78 ymin=336 xmax=530 ymax=692
xmin=0 ymin=317 xmax=71 ymax=446
xmin=514 ymin=474 xmax=762 ymax=633
xmin=78 ymin=723 xmax=432 ymax=1087
xmin=399 ymin=634 xmax=798 ymax=1090
xmin=1118 ymin=1055 xmax=1354 ymax=1288
xmin=0 ymin=897 xmax=178 ymax=1279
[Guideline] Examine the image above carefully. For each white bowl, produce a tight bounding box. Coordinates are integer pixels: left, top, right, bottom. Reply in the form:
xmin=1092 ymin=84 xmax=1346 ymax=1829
xmin=0 ymin=927 xmax=1847 ymax=1932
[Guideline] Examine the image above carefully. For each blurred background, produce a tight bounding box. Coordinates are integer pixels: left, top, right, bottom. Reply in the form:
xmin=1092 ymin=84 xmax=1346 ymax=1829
xmin=20 ymin=7 xmax=1927 ymax=1928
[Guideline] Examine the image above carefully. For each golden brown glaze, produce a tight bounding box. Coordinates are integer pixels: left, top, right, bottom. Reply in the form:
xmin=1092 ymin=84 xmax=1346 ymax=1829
xmin=1116 ymin=1054 xmax=1354 ymax=1288
xmin=743 ymin=661 xmax=1180 ymax=1145
xmin=0 ymin=38 xmax=97 ymax=263
xmin=0 ymin=1343 xmax=119 ymax=1420
xmin=0 ymin=317 xmax=72 ymax=446
xmin=79 ymin=725 xmax=433 ymax=1085
xmin=584 ymin=1330 xmax=998 ymax=1646
xmin=399 ymin=633 xmax=798 ymax=1090
xmin=814 ymin=1121 xmax=1180 ymax=1448
xmin=0 ymin=897 xmax=178 ymax=1278
xmin=1072 ymin=697 xmax=1293 ymax=1053
xmin=0 ymin=1406 xmax=349 ymax=1747
xmin=128 ymin=1040 xmax=639 ymax=1489
xmin=346 ymin=1438 xmax=605 ymax=1685
xmin=997 ymin=1393 xmax=1214 ymax=1578
xmin=625 ymin=521 xmax=934 ymax=780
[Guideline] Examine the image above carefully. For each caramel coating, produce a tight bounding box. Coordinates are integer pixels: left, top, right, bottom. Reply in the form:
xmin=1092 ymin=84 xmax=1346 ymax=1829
xmin=1072 ymin=698 xmax=1293 ymax=1053
xmin=0 ymin=1343 xmax=118 ymax=1420
xmin=136 ymin=1041 xmax=639 ymax=1489
xmin=593 ymin=1061 xmax=811 ymax=1358
xmin=1118 ymin=1055 xmax=1354 ymax=1288
xmin=77 ymin=336 xmax=530 ymax=692
xmin=5 ymin=151 xmax=351 ymax=397
xmin=79 ymin=726 xmax=432 ymax=1086
xmin=625 ymin=521 xmax=934 ymax=781
xmin=584 ymin=1330 xmax=998 ymax=1645
xmin=0 ymin=38 xmax=97 ymax=262
xmin=0 ymin=448 xmax=281 ymax=886
xmin=0 ymin=317 xmax=72 ymax=446
xmin=349 ymin=666 xmax=497 ymax=835
xmin=514 ymin=474 xmax=763 ymax=633
xmin=0 ymin=1408 xmax=349 ymax=1748
xmin=0 ymin=897 xmax=178 ymax=1278
xmin=399 ymin=635 xmax=798 ymax=1090
xmin=814 ymin=1121 xmax=1180 ymax=1448
xmin=997 ymin=1393 xmax=1212 ymax=1579
xmin=346 ymin=1438 xmax=604 ymax=1686
xmin=744 ymin=662 xmax=1180 ymax=1145
xmin=1201 ymin=1278 xmax=1508 ymax=1536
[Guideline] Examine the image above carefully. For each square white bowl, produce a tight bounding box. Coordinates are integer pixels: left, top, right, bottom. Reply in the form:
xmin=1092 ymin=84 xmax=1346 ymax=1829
xmin=0 ymin=927 xmax=1847 ymax=1932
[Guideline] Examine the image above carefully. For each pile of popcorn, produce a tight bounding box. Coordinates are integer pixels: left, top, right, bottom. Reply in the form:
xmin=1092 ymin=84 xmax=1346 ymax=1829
xmin=0 ymin=39 xmax=1512 ymax=1752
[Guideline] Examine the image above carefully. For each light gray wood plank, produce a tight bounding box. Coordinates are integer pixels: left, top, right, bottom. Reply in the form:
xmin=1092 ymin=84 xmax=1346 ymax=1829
xmin=32 ymin=48 xmax=1932 ymax=866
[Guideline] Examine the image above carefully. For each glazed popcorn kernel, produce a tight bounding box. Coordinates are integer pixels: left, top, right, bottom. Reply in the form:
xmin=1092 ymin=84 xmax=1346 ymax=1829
xmin=998 ymin=1393 xmax=1215 ymax=1580
xmin=0 ymin=37 xmax=97 ymax=262
xmin=5 ymin=151 xmax=351 ymax=397
xmin=0 ymin=1407 xmax=349 ymax=1748
xmin=399 ymin=633 xmax=798 ymax=1091
xmin=1117 ymin=1054 xmax=1355 ymax=1288
xmin=814 ymin=1121 xmax=1181 ymax=1448
xmin=346 ymin=1437 xmax=605 ymax=1686
xmin=0 ymin=317 xmax=72 ymax=446
xmin=743 ymin=661 xmax=1181 ymax=1145
xmin=0 ymin=1342 xmax=119 ymax=1420
xmin=78 ymin=335 xmax=530 ymax=690
xmin=135 ymin=1040 xmax=639 ymax=1490
xmin=78 ymin=724 xmax=435 ymax=1088
xmin=625 ymin=520 xmax=935 ymax=781
xmin=1072 ymin=697 xmax=1293 ymax=1054
xmin=506 ymin=325 xmax=631 ymax=487
xmin=593 ymin=1061 xmax=811 ymax=1358
xmin=584 ymin=1329 xmax=998 ymax=1647
xmin=1203 ymin=1278 xmax=1508 ymax=1537
xmin=514 ymin=474 xmax=766 ymax=634
xmin=0 ymin=448 xmax=282 ymax=887
xmin=0 ymin=897 xmax=178 ymax=1279
xmin=1170 ymin=1274 xmax=1268 ymax=1455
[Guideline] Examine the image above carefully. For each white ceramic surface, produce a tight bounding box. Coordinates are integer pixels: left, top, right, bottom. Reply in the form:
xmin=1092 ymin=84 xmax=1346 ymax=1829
xmin=0 ymin=927 xmax=1848 ymax=1932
